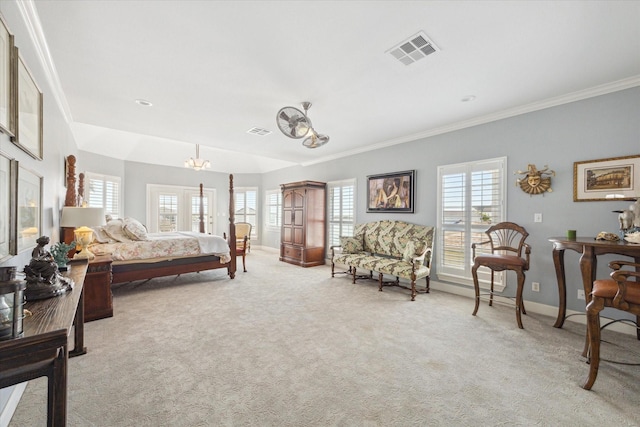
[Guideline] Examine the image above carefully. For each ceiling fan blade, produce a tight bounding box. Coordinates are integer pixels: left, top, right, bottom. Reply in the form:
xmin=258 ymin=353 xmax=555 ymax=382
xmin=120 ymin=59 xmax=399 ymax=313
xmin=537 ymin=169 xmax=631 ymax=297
xmin=279 ymin=111 xmax=290 ymax=122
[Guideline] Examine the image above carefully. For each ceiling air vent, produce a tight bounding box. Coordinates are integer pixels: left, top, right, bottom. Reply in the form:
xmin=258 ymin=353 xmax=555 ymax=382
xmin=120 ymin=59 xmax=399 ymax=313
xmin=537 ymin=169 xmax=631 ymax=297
xmin=247 ymin=127 xmax=272 ymax=136
xmin=387 ymin=31 xmax=438 ymax=66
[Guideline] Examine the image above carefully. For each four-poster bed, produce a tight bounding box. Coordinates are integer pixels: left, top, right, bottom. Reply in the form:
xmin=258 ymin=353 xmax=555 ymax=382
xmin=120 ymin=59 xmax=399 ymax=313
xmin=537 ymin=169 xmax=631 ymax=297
xmin=63 ymin=156 xmax=236 ymax=285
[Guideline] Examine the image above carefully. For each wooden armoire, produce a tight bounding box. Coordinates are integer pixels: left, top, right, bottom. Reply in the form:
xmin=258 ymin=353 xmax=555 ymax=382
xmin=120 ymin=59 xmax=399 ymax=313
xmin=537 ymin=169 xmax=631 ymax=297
xmin=279 ymin=181 xmax=326 ymax=267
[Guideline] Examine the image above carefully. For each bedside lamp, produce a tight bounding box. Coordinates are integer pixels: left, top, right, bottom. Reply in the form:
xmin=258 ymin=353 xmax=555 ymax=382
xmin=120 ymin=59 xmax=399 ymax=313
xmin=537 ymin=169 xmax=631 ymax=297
xmin=60 ymin=207 xmax=105 ymax=259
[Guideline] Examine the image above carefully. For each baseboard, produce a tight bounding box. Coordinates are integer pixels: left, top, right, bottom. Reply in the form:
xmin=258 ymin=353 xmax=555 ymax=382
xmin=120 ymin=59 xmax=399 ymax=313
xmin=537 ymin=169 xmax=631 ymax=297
xmin=430 ymin=279 xmax=637 ymax=336
xmin=0 ymin=383 xmax=27 ymax=427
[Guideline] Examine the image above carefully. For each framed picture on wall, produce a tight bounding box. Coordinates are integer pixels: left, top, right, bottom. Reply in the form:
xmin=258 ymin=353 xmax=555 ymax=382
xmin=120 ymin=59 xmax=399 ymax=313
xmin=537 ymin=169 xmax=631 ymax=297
xmin=0 ymin=151 xmax=17 ymax=260
xmin=0 ymin=14 xmax=15 ymax=137
xmin=11 ymin=49 xmax=43 ymax=160
xmin=366 ymin=170 xmax=415 ymax=213
xmin=17 ymin=164 xmax=42 ymax=254
xmin=573 ymin=154 xmax=640 ymax=202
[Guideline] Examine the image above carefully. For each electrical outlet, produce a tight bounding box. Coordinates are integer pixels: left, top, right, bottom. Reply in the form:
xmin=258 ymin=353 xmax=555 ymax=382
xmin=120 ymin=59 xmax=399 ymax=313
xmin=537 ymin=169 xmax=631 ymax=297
xmin=577 ymin=289 xmax=585 ymax=300
xmin=532 ymin=282 xmax=540 ymax=292
xmin=534 ymin=213 xmax=543 ymax=223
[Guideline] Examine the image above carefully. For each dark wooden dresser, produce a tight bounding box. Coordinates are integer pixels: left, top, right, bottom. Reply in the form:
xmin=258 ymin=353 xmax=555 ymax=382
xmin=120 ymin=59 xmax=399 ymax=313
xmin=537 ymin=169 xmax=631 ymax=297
xmin=280 ymin=180 xmax=326 ymax=267
xmin=0 ymin=260 xmax=88 ymax=426
xmin=84 ymin=255 xmax=113 ymax=322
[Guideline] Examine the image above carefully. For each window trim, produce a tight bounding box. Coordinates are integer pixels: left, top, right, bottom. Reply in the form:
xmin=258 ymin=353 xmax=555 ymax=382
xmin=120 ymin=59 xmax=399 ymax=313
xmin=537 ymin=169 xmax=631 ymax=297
xmin=326 ymin=178 xmax=357 ymax=257
xmin=84 ymin=171 xmax=123 ymax=219
xmin=264 ymin=188 xmax=282 ymax=232
xmin=436 ymin=156 xmax=507 ymax=289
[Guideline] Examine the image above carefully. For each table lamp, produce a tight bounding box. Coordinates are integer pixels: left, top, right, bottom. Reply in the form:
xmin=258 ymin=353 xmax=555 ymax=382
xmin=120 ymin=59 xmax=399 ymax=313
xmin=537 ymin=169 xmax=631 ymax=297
xmin=60 ymin=207 xmax=106 ymax=259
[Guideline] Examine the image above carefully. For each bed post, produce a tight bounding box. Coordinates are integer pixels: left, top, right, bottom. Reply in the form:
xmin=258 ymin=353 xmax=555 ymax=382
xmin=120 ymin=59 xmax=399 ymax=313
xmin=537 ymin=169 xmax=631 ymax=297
xmin=199 ymin=183 xmax=205 ymax=233
xmin=228 ymin=174 xmax=237 ymax=279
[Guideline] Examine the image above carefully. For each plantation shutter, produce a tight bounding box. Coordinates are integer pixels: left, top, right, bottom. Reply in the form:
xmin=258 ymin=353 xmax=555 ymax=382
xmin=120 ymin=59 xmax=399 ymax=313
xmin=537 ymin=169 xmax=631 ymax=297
xmin=327 ymin=179 xmax=356 ymax=251
xmin=437 ymin=157 xmax=506 ymax=285
xmin=86 ymin=173 xmax=122 ymax=219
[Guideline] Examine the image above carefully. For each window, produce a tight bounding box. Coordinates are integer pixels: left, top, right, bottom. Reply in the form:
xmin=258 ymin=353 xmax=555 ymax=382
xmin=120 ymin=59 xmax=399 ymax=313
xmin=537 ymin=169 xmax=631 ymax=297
xmin=437 ymin=157 xmax=506 ymax=287
xmin=265 ymin=189 xmax=282 ymax=230
xmin=235 ymin=187 xmax=257 ymax=239
xmin=327 ymin=179 xmax=356 ymax=253
xmin=85 ymin=172 xmax=122 ymax=219
xmin=147 ymin=185 xmax=215 ymax=233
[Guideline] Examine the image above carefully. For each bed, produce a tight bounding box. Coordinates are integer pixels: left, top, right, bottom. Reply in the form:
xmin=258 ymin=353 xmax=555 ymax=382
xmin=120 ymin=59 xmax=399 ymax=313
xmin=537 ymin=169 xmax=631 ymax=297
xmin=63 ymin=158 xmax=237 ymax=284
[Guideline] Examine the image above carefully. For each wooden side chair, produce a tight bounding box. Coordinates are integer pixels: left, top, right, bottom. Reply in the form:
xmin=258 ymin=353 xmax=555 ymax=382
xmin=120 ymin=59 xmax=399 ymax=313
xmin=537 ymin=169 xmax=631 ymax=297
xmin=471 ymin=221 xmax=531 ymax=329
xmin=583 ymin=260 xmax=640 ymax=390
xmin=235 ymin=222 xmax=252 ymax=253
xmin=224 ymin=222 xmax=251 ymax=272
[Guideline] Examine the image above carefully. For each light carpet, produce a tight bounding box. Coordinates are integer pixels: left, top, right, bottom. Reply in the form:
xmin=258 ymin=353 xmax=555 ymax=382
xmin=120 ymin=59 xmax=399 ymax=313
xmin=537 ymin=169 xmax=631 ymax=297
xmin=8 ymin=249 xmax=640 ymax=426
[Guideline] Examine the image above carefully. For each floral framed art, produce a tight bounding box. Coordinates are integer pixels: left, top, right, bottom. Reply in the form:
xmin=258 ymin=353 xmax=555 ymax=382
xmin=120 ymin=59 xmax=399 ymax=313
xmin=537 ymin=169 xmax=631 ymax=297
xmin=17 ymin=164 xmax=42 ymax=254
xmin=367 ymin=170 xmax=415 ymax=213
xmin=573 ymin=154 xmax=640 ymax=202
xmin=0 ymin=14 xmax=15 ymax=137
xmin=12 ymin=49 xmax=43 ymax=160
xmin=0 ymin=151 xmax=17 ymax=260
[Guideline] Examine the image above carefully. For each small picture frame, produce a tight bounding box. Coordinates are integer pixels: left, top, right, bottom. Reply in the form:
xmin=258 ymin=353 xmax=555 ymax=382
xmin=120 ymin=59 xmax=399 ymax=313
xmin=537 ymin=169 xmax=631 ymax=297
xmin=367 ymin=170 xmax=415 ymax=213
xmin=0 ymin=151 xmax=17 ymax=260
xmin=573 ymin=154 xmax=640 ymax=202
xmin=11 ymin=49 xmax=43 ymax=160
xmin=17 ymin=164 xmax=42 ymax=254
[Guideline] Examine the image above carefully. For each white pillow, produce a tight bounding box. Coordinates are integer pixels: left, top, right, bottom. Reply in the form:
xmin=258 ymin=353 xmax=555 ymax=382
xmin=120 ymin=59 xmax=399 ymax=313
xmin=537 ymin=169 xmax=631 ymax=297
xmin=123 ymin=217 xmax=148 ymax=241
xmin=103 ymin=219 xmax=132 ymax=242
xmin=91 ymin=226 xmax=115 ymax=243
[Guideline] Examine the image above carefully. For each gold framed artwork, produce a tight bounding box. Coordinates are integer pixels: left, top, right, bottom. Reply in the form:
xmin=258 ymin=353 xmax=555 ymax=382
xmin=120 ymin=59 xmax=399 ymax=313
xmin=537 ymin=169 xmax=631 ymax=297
xmin=0 ymin=151 xmax=17 ymax=260
xmin=11 ymin=49 xmax=43 ymax=160
xmin=0 ymin=14 xmax=15 ymax=137
xmin=367 ymin=170 xmax=415 ymax=213
xmin=17 ymin=164 xmax=42 ymax=254
xmin=573 ymin=154 xmax=640 ymax=202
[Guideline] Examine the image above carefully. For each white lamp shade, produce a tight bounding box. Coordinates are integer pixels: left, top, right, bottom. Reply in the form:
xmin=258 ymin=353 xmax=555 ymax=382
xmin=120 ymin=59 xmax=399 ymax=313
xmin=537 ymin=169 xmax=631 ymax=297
xmin=60 ymin=207 xmax=106 ymax=228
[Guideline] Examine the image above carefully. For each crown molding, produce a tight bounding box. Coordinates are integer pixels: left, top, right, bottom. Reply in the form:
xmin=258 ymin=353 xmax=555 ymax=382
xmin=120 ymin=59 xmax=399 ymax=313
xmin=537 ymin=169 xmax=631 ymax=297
xmin=16 ymin=0 xmax=73 ymax=124
xmin=302 ymin=75 xmax=640 ymax=167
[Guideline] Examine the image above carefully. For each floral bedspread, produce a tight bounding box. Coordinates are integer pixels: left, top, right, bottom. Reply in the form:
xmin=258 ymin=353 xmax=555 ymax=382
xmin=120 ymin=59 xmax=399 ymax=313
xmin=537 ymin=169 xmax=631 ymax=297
xmin=89 ymin=232 xmax=231 ymax=263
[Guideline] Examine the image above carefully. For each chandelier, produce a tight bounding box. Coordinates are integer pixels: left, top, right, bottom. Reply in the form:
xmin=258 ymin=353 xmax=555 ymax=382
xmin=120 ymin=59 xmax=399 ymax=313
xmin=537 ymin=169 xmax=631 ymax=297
xmin=184 ymin=144 xmax=210 ymax=171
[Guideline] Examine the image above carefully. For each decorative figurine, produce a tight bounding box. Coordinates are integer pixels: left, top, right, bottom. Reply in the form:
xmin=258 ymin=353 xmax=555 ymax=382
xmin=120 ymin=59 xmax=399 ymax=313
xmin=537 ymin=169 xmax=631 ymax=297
xmin=613 ymin=199 xmax=640 ymax=234
xmin=515 ymin=164 xmax=555 ymax=195
xmin=23 ymin=236 xmax=74 ymax=301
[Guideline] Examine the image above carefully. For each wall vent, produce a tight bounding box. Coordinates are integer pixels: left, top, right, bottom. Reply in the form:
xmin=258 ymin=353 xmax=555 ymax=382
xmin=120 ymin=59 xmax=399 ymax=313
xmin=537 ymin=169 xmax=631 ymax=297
xmin=247 ymin=127 xmax=272 ymax=136
xmin=387 ymin=31 xmax=438 ymax=66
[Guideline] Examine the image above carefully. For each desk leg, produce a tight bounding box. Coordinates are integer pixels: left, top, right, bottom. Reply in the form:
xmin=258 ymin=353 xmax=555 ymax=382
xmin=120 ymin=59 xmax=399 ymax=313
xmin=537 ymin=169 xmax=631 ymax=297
xmin=579 ymin=246 xmax=596 ymax=357
xmin=70 ymin=288 xmax=86 ymax=357
xmin=552 ymin=247 xmax=566 ymax=328
xmin=52 ymin=344 xmax=67 ymax=427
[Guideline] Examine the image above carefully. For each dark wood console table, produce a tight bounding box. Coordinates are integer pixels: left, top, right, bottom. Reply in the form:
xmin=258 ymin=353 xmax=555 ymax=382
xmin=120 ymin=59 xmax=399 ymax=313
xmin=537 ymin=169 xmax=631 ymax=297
xmin=548 ymin=236 xmax=640 ymax=332
xmin=0 ymin=259 xmax=88 ymax=426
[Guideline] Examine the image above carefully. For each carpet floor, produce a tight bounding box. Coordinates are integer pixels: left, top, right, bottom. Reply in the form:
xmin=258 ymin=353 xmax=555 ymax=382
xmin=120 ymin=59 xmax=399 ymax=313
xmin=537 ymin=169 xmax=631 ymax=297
xmin=8 ymin=249 xmax=640 ymax=426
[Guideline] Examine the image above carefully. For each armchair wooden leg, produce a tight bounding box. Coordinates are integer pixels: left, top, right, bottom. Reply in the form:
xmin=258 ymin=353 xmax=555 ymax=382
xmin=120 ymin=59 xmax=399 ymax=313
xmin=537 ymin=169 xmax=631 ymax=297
xmin=471 ymin=264 xmax=480 ymax=316
xmin=352 ymin=268 xmax=357 ymax=284
xmin=241 ymin=253 xmax=247 ymax=273
xmin=583 ymin=297 xmax=604 ymax=390
xmin=378 ymin=272 xmax=383 ymax=292
xmin=425 ymin=276 xmax=430 ymax=293
xmin=515 ymin=271 xmax=525 ymax=329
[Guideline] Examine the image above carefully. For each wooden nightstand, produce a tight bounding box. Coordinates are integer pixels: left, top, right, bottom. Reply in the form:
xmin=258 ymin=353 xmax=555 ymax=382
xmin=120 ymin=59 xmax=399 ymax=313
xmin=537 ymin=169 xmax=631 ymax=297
xmin=84 ymin=255 xmax=113 ymax=322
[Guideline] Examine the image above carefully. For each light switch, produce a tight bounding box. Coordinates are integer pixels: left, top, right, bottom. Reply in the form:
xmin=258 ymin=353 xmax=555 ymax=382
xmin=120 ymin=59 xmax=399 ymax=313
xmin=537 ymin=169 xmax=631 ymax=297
xmin=534 ymin=213 xmax=542 ymax=223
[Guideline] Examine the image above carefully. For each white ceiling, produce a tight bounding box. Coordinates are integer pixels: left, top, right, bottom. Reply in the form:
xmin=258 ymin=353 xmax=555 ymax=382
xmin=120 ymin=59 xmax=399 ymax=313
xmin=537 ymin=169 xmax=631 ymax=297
xmin=28 ymin=1 xmax=640 ymax=173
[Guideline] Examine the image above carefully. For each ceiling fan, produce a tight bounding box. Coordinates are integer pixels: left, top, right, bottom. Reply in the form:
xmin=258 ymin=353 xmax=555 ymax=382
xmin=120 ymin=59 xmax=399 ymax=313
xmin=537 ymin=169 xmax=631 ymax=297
xmin=276 ymin=102 xmax=330 ymax=149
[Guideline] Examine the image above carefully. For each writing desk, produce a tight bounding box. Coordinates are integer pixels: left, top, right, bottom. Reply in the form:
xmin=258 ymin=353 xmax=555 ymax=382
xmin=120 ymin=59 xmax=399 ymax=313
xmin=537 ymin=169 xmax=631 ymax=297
xmin=0 ymin=259 xmax=88 ymax=427
xmin=548 ymin=236 xmax=640 ymax=332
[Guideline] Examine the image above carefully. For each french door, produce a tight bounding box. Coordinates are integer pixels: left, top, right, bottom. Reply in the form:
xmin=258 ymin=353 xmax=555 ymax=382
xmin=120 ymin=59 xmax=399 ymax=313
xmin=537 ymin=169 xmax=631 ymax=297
xmin=147 ymin=185 xmax=216 ymax=233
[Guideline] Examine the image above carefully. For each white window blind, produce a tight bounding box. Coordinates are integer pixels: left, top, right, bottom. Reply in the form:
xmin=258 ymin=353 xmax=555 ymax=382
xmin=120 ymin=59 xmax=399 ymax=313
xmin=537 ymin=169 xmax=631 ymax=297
xmin=437 ymin=157 xmax=506 ymax=286
xmin=327 ymin=179 xmax=356 ymax=253
xmin=265 ymin=189 xmax=282 ymax=229
xmin=85 ymin=172 xmax=122 ymax=219
xmin=235 ymin=187 xmax=258 ymax=239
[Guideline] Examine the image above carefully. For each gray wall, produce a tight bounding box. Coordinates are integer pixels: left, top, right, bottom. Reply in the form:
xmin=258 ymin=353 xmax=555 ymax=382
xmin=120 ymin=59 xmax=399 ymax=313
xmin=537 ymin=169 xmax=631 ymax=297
xmin=0 ymin=1 xmax=79 ymax=416
xmin=261 ymin=87 xmax=640 ymax=314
